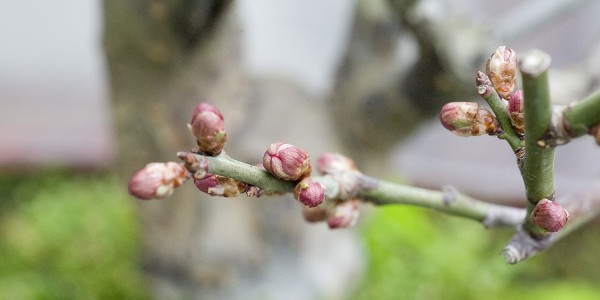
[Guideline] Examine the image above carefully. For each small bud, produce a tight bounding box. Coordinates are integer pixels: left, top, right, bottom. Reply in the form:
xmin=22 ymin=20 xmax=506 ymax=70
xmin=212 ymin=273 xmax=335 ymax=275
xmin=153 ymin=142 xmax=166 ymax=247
xmin=194 ymin=173 xmax=247 ymax=197
xmin=589 ymin=124 xmax=600 ymax=145
xmin=128 ymin=162 xmax=189 ymax=200
xmin=293 ymin=177 xmax=326 ymax=207
xmin=327 ymin=199 xmax=360 ymax=229
xmin=531 ymin=199 xmax=568 ymax=232
xmin=189 ymin=102 xmax=227 ymax=155
xmin=507 ymin=90 xmax=525 ymax=133
xmin=439 ymin=102 xmax=500 ymax=136
xmin=302 ymin=205 xmax=329 ymax=223
xmin=486 ymin=46 xmax=518 ymax=98
xmin=263 ymin=142 xmax=311 ymax=181
xmin=316 ymin=153 xmax=357 ymax=175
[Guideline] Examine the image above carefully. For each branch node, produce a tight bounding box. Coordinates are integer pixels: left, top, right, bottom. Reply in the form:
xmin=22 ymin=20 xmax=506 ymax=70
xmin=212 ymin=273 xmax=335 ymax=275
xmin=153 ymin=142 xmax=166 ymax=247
xmin=442 ymin=185 xmax=458 ymax=205
xmin=520 ymin=49 xmax=551 ymax=77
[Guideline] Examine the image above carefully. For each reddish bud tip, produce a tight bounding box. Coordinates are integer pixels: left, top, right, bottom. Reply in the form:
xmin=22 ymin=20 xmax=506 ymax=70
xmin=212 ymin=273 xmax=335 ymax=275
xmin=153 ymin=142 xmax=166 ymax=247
xmin=327 ymin=199 xmax=360 ymax=229
xmin=293 ymin=177 xmax=326 ymax=207
xmin=189 ymin=102 xmax=227 ymax=155
xmin=193 ymin=173 xmax=247 ymax=197
xmin=508 ymin=90 xmax=525 ymax=133
xmin=316 ymin=153 xmax=357 ymax=175
xmin=531 ymin=199 xmax=569 ymax=232
xmin=128 ymin=162 xmax=189 ymax=200
xmin=439 ymin=102 xmax=480 ymax=136
xmin=486 ymin=46 xmax=518 ymax=98
xmin=263 ymin=142 xmax=311 ymax=181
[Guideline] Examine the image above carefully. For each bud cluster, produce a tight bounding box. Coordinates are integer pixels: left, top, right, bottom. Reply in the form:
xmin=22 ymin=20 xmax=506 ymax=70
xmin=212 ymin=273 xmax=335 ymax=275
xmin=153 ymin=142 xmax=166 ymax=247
xmin=128 ymin=162 xmax=190 ymax=200
xmin=440 ymin=46 xmax=526 ymax=139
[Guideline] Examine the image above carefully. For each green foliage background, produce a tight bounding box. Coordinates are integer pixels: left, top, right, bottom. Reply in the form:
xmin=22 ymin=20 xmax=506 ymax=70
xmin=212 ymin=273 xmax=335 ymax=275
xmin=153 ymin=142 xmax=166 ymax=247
xmin=0 ymin=173 xmax=149 ymax=299
xmin=1 ymin=172 xmax=599 ymax=299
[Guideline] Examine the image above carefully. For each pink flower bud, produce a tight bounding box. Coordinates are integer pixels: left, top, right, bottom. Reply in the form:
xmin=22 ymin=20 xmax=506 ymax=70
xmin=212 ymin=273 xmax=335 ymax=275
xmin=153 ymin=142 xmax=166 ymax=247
xmin=293 ymin=177 xmax=326 ymax=207
xmin=189 ymin=102 xmax=227 ymax=155
xmin=302 ymin=205 xmax=329 ymax=223
xmin=508 ymin=90 xmax=525 ymax=133
xmin=316 ymin=153 xmax=357 ymax=175
xmin=531 ymin=199 xmax=568 ymax=232
xmin=327 ymin=199 xmax=360 ymax=229
xmin=263 ymin=142 xmax=311 ymax=181
xmin=193 ymin=173 xmax=247 ymax=197
xmin=439 ymin=102 xmax=500 ymax=136
xmin=439 ymin=102 xmax=479 ymax=135
xmin=486 ymin=46 xmax=518 ymax=98
xmin=128 ymin=162 xmax=189 ymax=200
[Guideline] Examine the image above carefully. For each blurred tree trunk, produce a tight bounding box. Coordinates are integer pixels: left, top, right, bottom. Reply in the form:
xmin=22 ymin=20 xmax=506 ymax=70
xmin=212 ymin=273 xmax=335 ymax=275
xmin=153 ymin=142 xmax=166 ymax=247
xmin=103 ymin=1 xmax=361 ymax=299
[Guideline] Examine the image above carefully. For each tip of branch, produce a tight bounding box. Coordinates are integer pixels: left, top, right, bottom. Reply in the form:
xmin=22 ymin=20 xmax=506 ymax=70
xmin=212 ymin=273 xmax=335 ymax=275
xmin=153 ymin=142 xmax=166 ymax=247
xmin=520 ymin=49 xmax=551 ymax=77
xmin=501 ymin=246 xmax=520 ymax=264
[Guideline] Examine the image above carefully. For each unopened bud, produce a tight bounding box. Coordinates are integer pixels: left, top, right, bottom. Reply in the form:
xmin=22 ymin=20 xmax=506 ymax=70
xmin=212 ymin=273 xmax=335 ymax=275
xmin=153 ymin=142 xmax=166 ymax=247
xmin=327 ymin=199 xmax=360 ymax=229
xmin=508 ymin=90 xmax=525 ymax=133
xmin=194 ymin=173 xmax=247 ymax=197
xmin=439 ymin=102 xmax=500 ymax=136
xmin=128 ymin=162 xmax=189 ymax=200
xmin=316 ymin=153 xmax=357 ymax=175
xmin=189 ymin=102 xmax=227 ymax=155
xmin=302 ymin=205 xmax=329 ymax=223
xmin=293 ymin=177 xmax=326 ymax=207
xmin=263 ymin=142 xmax=311 ymax=181
xmin=589 ymin=124 xmax=600 ymax=145
xmin=531 ymin=199 xmax=568 ymax=232
xmin=486 ymin=46 xmax=518 ymax=98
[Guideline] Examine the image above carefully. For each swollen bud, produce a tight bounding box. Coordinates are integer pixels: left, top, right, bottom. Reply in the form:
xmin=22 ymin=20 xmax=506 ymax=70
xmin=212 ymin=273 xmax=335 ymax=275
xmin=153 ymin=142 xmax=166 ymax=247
xmin=486 ymin=46 xmax=518 ymax=98
xmin=263 ymin=142 xmax=311 ymax=181
xmin=193 ymin=173 xmax=247 ymax=197
xmin=293 ymin=177 xmax=326 ymax=207
xmin=327 ymin=199 xmax=360 ymax=229
xmin=128 ymin=162 xmax=189 ymax=200
xmin=316 ymin=153 xmax=357 ymax=175
xmin=189 ymin=102 xmax=227 ymax=155
xmin=439 ymin=102 xmax=500 ymax=136
xmin=531 ymin=199 xmax=568 ymax=232
xmin=507 ymin=90 xmax=525 ymax=133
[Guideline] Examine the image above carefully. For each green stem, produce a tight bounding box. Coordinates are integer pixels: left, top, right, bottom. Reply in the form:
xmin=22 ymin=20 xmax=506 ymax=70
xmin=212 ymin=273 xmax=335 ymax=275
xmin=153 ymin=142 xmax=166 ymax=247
xmin=359 ymin=180 xmax=525 ymax=227
xmin=520 ymin=49 xmax=556 ymax=237
xmin=563 ymin=88 xmax=600 ymax=137
xmin=179 ymin=152 xmax=525 ymax=228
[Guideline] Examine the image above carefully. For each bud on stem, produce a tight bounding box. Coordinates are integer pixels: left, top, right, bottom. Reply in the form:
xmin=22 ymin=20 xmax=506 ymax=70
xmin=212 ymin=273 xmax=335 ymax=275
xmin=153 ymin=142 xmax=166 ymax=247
xmin=194 ymin=173 xmax=248 ymax=197
xmin=530 ymin=199 xmax=568 ymax=232
xmin=439 ymin=102 xmax=500 ymax=136
xmin=128 ymin=162 xmax=189 ymax=200
xmin=486 ymin=46 xmax=518 ymax=98
xmin=263 ymin=142 xmax=311 ymax=181
xmin=293 ymin=177 xmax=326 ymax=207
xmin=189 ymin=102 xmax=228 ymax=155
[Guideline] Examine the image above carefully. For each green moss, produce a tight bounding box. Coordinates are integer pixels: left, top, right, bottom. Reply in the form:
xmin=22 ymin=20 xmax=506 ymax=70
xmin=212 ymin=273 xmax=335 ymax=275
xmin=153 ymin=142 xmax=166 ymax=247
xmin=0 ymin=172 xmax=149 ymax=299
xmin=351 ymin=204 xmax=600 ymax=300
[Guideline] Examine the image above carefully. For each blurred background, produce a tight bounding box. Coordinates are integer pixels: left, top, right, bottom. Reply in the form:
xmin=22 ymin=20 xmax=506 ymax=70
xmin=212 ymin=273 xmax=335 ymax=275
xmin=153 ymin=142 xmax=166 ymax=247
xmin=2 ymin=0 xmax=600 ymax=299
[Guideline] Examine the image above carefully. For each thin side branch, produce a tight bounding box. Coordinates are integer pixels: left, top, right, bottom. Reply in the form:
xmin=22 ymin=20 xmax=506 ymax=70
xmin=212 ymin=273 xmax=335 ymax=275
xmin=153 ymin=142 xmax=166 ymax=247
xmin=178 ymin=151 xmax=525 ymax=228
xmin=563 ymin=88 xmax=600 ymax=137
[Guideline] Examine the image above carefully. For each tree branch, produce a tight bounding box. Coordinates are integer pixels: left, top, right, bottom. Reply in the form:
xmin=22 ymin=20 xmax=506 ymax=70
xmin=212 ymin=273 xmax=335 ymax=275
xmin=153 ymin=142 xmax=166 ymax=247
xmin=177 ymin=151 xmax=525 ymax=228
xmin=519 ymin=49 xmax=556 ymax=238
xmin=563 ymin=88 xmax=600 ymax=137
